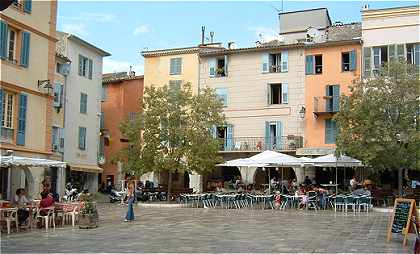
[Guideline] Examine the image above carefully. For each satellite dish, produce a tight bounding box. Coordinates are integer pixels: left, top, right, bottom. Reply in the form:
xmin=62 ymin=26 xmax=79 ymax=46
xmin=0 ymin=0 xmax=13 ymax=11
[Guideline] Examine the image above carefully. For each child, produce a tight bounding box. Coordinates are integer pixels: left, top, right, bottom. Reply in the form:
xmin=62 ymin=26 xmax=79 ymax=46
xmin=274 ymin=191 xmax=282 ymax=209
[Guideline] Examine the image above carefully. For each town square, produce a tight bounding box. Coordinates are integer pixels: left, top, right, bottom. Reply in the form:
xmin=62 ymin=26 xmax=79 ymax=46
xmin=0 ymin=0 xmax=419 ymax=253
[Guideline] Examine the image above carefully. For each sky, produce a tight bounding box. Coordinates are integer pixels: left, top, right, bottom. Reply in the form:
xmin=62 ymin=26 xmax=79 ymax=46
xmin=57 ymin=0 xmax=418 ymax=74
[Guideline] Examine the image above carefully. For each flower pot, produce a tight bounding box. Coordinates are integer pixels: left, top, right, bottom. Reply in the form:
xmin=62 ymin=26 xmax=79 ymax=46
xmin=79 ymin=212 xmax=98 ymax=229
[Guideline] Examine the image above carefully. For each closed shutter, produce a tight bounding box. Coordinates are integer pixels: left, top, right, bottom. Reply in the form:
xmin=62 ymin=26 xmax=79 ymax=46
xmin=305 ymin=55 xmax=314 ymax=74
xmin=363 ymin=47 xmax=371 ymax=78
xmin=23 ymin=0 xmax=32 ymax=13
xmin=20 ymin=32 xmax=30 ymax=67
xmin=78 ymin=55 xmax=83 ymax=76
xmin=275 ymin=121 xmax=283 ymax=150
xmin=281 ymin=51 xmax=288 ymax=72
xmin=264 ymin=121 xmax=270 ymax=150
xmin=208 ymin=58 xmax=216 ymax=77
xmin=325 ymin=120 xmax=337 ymax=144
xmin=332 ymin=85 xmax=340 ymax=112
xmin=349 ymin=49 xmax=357 ymax=71
xmin=388 ymin=45 xmax=396 ymax=62
xmin=16 ymin=94 xmax=28 ymax=146
xmin=224 ymin=55 xmax=228 ymax=75
xmin=261 ymin=53 xmax=269 ymax=73
xmin=414 ymin=44 xmax=420 ymax=66
xmin=0 ymin=89 xmax=3 ymax=125
xmin=80 ymin=93 xmax=87 ymax=113
xmin=53 ymin=83 xmax=62 ymax=107
xmin=281 ymin=83 xmax=288 ymax=104
xmin=225 ymin=125 xmax=233 ymax=151
xmin=88 ymin=59 xmax=93 ymax=79
xmin=59 ymin=128 xmax=65 ymax=152
xmin=79 ymin=127 xmax=86 ymax=150
xmin=0 ymin=21 xmax=8 ymax=59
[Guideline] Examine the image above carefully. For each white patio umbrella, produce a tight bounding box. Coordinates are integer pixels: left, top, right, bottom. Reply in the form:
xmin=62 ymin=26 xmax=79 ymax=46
xmin=0 ymin=155 xmax=67 ymax=168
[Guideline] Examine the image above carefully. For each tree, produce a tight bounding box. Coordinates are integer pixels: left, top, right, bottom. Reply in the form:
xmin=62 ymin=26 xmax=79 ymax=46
xmin=117 ymin=83 xmax=225 ymax=201
xmin=335 ymin=61 xmax=420 ymax=193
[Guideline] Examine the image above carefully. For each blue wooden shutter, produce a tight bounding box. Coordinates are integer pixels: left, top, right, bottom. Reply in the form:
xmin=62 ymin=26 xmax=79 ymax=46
xmin=264 ymin=121 xmax=270 ymax=150
xmin=261 ymin=53 xmax=269 ymax=73
xmin=23 ymin=0 xmax=32 ymax=13
xmin=78 ymin=55 xmax=83 ymax=76
xmin=325 ymin=120 xmax=337 ymax=144
xmin=209 ymin=58 xmax=216 ymax=77
xmin=16 ymin=94 xmax=28 ymax=146
xmin=79 ymin=127 xmax=86 ymax=150
xmin=305 ymin=55 xmax=314 ymax=75
xmin=88 ymin=59 xmax=93 ymax=79
xmin=415 ymin=44 xmax=420 ymax=66
xmin=281 ymin=83 xmax=288 ymax=104
xmin=275 ymin=121 xmax=283 ymax=150
xmin=20 ymin=32 xmax=30 ymax=67
xmin=332 ymin=85 xmax=340 ymax=112
xmin=281 ymin=51 xmax=288 ymax=72
xmin=225 ymin=125 xmax=233 ymax=151
xmin=349 ymin=49 xmax=357 ymax=71
xmin=0 ymin=21 xmax=8 ymax=59
xmin=0 ymin=89 xmax=3 ymax=125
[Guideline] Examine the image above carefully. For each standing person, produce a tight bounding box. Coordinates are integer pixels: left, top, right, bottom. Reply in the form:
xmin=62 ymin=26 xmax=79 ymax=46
xmin=125 ymin=181 xmax=135 ymax=222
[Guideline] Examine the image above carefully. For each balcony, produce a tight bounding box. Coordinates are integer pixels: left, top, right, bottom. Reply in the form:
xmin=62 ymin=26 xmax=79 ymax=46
xmin=0 ymin=127 xmax=14 ymax=144
xmin=217 ymin=136 xmax=304 ymax=152
xmin=313 ymin=96 xmax=339 ymax=118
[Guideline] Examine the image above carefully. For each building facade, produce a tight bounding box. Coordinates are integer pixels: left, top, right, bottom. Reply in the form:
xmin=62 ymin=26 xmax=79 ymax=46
xmin=101 ymin=72 xmax=144 ymax=188
xmin=0 ymin=0 xmax=57 ymax=199
xmin=56 ymin=31 xmax=110 ymax=193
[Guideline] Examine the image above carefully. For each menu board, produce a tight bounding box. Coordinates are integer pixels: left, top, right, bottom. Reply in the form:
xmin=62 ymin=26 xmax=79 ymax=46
xmin=387 ymin=198 xmax=418 ymax=246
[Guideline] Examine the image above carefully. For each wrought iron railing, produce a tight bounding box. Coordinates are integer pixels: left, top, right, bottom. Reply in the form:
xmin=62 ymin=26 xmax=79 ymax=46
xmin=0 ymin=127 xmax=14 ymax=144
xmin=313 ymin=96 xmax=339 ymax=113
xmin=216 ymin=136 xmax=304 ymax=152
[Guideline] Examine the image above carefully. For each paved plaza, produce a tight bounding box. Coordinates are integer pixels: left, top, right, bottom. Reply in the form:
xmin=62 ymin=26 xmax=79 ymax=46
xmin=1 ymin=203 xmax=415 ymax=253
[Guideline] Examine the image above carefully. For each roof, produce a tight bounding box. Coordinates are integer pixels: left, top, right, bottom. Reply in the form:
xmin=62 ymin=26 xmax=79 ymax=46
xmin=326 ymin=23 xmax=362 ymax=42
xmin=142 ymin=43 xmax=225 ymax=57
xmin=361 ymin=5 xmax=419 ymax=13
xmin=55 ymin=52 xmax=71 ymax=63
xmin=102 ymin=72 xmax=144 ymax=84
xmin=57 ymin=31 xmax=111 ymax=57
xmin=279 ymin=8 xmax=332 ymax=29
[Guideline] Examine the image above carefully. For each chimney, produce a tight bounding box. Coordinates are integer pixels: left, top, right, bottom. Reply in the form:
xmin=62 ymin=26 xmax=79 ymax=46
xmin=362 ymin=4 xmax=369 ymax=10
xmin=201 ymin=26 xmax=205 ymax=45
xmin=210 ymin=31 xmax=214 ymax=43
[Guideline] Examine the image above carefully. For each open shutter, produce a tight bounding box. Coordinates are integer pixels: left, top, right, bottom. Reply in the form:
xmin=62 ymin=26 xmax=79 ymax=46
xmin=349 ymin=49 xmax=357 ymax=71
xmin=0 ymin=21 xmax=8 ymax=59
xmin=264 ymin=121 xmax=270 ymax=150
xmin=59 ymin=128 xmax=65 ymax=152
xmin=208 ymin=58 xmax=216 ymax=77
xmin=325 ymin=120 xmax=332 ymax=144
xmin=281 ymin=51 xmax=288 ymax=72
xmin=88 ymin=59 xmax=93 ymax=79
xmin=53 ymin=83 xmax=62 ymax=107
xmin=0 ymin=89 xmax=3 ymax=125
xmin=414 ymin=44 xmax=420 ymax=66
xmin=210 ymin=125 xmax=217 ymax=139
xmin=78 ymin=55 xmax=83 ymax=76
xmin=275 ymin=121 xmax=283 ymax=150
xmin=281 ymin=83 xmax=288 ymax=104
xmin=16 ymin=94 xmax=28 ymax=146
xmin=23 ymin=0 xmax=32 ymax=13
xmin=261 ymin=53 xmax=269 ymax=73
xmin=20 ymin=32 xmax=30 ymax=67
xmin=332 ymin=85 xmax=340 ymax=112
xmin=225 ymin=125 xmax=233 ymax=151
xmin=363 ymin=47 xmax=371 ymax=78
xmin=224 ymin=55 xmax=228 ymax=75
xmin=305 ymin=55 xmax=314 ymax=74
xmin=267 ymin=84 xmax=271 ymax=105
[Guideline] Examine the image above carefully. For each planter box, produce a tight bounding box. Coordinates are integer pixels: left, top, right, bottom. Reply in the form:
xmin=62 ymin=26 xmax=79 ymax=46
xmin=79 ymin=212 xmax=98 ymax=229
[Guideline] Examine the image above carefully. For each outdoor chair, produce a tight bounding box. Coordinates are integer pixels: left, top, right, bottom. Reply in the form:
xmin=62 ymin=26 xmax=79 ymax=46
xmin=280 ymin=195 xmax=291 ymax=210
xmin=35 ymin=206 xmax=55 ymax=231
xmin=61 ymin=203 xmax=79 ymax=227
xmin=334 ymin=195 xmax=346 ymax=212
xmin=264 ymin=195 xmax=274 ymax=209
xmin=306 ymin=191 xmax=318 ymax=211
xmin=2 ymin=208 xmax=18 ymax=234
xmin=357 ymin=196 xmax=371 ymax=213
xmin=345 ymin=195 xmax=357 ymax=213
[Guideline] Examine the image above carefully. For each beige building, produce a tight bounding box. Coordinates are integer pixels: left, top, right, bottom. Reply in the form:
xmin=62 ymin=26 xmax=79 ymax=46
xmin=0 ymin=0 xmax=58 ymax=199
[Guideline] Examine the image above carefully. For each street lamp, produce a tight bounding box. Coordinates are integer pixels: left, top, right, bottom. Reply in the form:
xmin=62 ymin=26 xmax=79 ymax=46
xmin=299 ymin=106 xmax=306 ymax=119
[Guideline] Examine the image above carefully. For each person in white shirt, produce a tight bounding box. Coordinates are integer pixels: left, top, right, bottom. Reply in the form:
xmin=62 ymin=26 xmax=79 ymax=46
xmin=14 ymin=188 xmax=30 ymax=225
xmin=350 ymin=176 xmax=358 ymax=191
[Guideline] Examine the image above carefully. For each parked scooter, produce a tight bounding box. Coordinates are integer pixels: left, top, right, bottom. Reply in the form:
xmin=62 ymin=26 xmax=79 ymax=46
xmin=63 ymin=183 xmax=79 ymax=202
xmin=109 ymin=188 xmax=126 ymax=203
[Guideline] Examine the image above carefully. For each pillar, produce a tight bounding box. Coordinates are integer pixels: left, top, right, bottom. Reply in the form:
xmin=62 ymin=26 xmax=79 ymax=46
xmin=56 ymin=167 xmax=66 ymax=199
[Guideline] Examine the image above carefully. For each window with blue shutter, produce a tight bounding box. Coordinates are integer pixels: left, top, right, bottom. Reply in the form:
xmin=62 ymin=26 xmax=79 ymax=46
xmin=225 ymin=124 xmax=233 ymax=151
xmin=16 ymin=93 xmax=27 ymax=146
xmin=20 ymin=32 xmax=30 ymax=67
xmin=0 ymin=21 xmax=8 ymax=59
xmin=208 ymin=58 xmax=216 ymax=77
xmin=24 ymin=0 xmax=32 ymax=13
xmin=80 ymin=93 xmax=87 ymax=114
xmin=261 ymin=53 xmax=269 ymax=73
xmin=275 ymin=121 xmax=283 ymax=150
xmin=281 ymin=83 xmax=288 ymax=104
xmin=88 ymin=59 xmax=93 ymax=79
xmin=305 ymin=55 xmax=314 ymax=74
xmin=326 ymin=85 xmax=340 ymax=112
xmin=215 ymin=88 xmax=228 ymax=107
xmin=325 ymin=119 xmax=337 ymax=144
xmin=281 ymin=51 xmax=288 ymax=72
xmin=78 ymin=127 xmax=86 ymax=150
xmin=169 ymin=58 xmax=182 ymax=75
xmin=210 ymin=125 xmax=217 ymax=139
xmin=349 ymin=49 xmax=357 ymax=71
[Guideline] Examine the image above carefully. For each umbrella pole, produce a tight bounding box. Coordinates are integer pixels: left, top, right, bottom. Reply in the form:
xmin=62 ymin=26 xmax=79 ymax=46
xmin=268 ymin=167 xmax=271 ymax=194
xmin=335 ymin=165 xmax=338 ymax=194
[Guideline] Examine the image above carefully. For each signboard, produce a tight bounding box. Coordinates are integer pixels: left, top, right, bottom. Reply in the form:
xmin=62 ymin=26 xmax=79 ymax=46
xmin=296 ymin=147 xmax=335 ymax=156
xmin=387 ymin=198 xmax=419 ymax=246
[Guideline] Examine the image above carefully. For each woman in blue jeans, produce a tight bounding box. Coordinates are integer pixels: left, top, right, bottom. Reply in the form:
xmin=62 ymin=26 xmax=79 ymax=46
xmin=125 ymin=182 xmax=135 ymax=222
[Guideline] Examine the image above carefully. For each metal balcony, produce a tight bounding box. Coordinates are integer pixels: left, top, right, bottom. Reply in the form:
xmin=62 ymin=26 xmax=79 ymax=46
xmin=313 ymin=96 xmax=339 ymax=118
xmin=217 ymin=136 xmax=304 ymax=152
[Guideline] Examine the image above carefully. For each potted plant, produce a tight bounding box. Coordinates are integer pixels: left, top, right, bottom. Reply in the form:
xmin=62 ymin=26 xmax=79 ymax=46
xmin=216 ymin=67 xmax=225 ymax=76
xmin=78 ymin=192 xmax=98 ymax=229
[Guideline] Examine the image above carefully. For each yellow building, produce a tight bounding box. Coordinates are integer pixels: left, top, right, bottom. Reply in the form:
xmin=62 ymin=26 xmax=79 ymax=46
xmin=0 ymin=0 xmax=58 ymax=199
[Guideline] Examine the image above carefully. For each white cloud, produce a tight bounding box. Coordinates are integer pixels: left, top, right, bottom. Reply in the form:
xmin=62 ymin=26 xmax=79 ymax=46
xmin=103 ymin=58 xmax=144 ymax=75
xmin=133 ymin=25 xmax=150 ymax=36
xmin=62 ymin=23 xmax=89 ymax=37
xmin=248 ymin=26 xmax=280 ymax=42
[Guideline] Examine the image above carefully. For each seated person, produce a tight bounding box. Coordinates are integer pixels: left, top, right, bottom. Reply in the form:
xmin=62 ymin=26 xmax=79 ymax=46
xmin=39 ymin=191 xmax=55 ymax=216
xmin=14 ymin=188 xmax=30 ymax=225
xmin=303 ymin=176 xmax=312 ymax=186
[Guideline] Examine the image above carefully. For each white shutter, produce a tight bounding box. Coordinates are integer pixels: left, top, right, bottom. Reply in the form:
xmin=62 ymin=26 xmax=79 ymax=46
xmin=209 ymin=58 xmax=216 ymax=77
xmin=261 ymin=53 xmax=269 ymax=73
xmin=282 ymin=83 xmax=288 ymax=104
xmin=281 ymin=51 xmax=288 ymax=72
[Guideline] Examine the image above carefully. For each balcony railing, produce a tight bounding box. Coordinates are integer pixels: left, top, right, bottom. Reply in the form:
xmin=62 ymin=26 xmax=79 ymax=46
xmin=0 ymin=127 xmax=14 ymax=144
xmin=216 ymin=136 xmax=304 ymax=152
xmin=313 ymin=96 xmax=339 ymax=116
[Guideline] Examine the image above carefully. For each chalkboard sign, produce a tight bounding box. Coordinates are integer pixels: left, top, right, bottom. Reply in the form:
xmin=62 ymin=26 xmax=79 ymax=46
xmin=387 ymin=198 xmax=418 ymax=246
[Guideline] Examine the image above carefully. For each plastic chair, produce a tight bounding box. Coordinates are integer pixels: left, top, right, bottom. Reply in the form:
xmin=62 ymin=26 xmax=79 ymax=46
xmin=62 ymin=203 xmax=79 ymax=227
xmin=357 ymin=196 xmax=371 ymax=213
xmin=3 ymin=208 xmax=19 ymax=234
xmin=35 ymin=206 xmax=55 ymax=231
xmin=334 ymin=195 xmax=346 ymax=212
xmin=345 ymin=196 xmax=356 ymax=213
xmin=306 ymin=191 xmax=318 ymax=210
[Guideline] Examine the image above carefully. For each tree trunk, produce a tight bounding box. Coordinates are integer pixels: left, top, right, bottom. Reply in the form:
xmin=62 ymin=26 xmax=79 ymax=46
xmin=167 ymin=171 xmax=172 ymax=203
xmin=398 ymin=167 xmax=403 ymax=197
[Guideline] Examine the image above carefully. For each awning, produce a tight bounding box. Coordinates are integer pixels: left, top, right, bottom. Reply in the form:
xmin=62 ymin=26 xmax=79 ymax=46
xmin=0 ymin=155 xmax=66 ymax=168
xmin=69 ymin=163 xmax=103 ymax=173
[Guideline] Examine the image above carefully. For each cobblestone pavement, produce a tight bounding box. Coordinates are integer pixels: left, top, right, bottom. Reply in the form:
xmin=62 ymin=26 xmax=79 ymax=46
xmin=1 ymin=203 xmax=415 ymax=253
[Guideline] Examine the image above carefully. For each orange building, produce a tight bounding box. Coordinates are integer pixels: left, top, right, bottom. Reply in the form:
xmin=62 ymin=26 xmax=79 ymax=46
xmin=298 ymin=24 xmax=362 ymax=156
xmin=100 ymin=72 xmax=144 ymax=186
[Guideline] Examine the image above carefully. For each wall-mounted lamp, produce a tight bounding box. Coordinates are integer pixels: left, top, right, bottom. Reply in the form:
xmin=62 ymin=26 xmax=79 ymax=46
xmin=38 ymin=80 xmax=53 ymax=95
xmin=299 ymin=106 xmax=306 ymax=119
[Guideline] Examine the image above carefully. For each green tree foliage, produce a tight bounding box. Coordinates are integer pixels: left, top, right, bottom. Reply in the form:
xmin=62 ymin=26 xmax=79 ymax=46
xmin=117 ymin=83 xmax=225 ymax=200
xmin=335 ymin=61 xmax=420 ymax=171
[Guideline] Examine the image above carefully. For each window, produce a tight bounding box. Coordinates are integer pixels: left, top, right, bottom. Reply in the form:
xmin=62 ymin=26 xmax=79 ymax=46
xmin=169 ymin=80 xmax=182 ymax=91
xmin=373 ymin=46 xmax=388 ymax=74
xmin=80 ymin=93 xmax=87 ymax=114
xmin=315 ymin=55 xmax=322 ymax=74
xmin=78 ymin=127 xmax=86 ymax=150
xmin=129 ymin=112 xmax=137 ymax=122
xmin=407 ymin=43 xmax=420 ymax=66
xmin=326 ymin=85 xmax=340 ymax=112
xmin=264 ymin=121 xmax=283 ymax=150
xmin=101 ymin=86 xmax=107 ymax=101
xmin=269 ymin=54 xmax=281 ymax=73
xmin=0 ymin=90 xmax=14 ymax=143
xmin=215 ymin=88 xmax=228 ymax=107
xmin=216 ymin=58 xmax=226 ymax=76
xmin=78 ymin=55 xmax=92 ymax=79
xmin=169 ymin=57 xmax=182 ymax=75
xmin=7 ymin=29 xmax=16 ymax=63
xmin=305 ymin=55 xmax=322 ymax=74
xmin=268 ymin=83 xmax=288 ymax=105
xmin=262 ymin=51 xmax=288 ymax=73
xmin=52 ymin=126 xmax=59 ymax=152
xmin=53 ymin=83 xmax=63 ymax=108
xmin=325 ymin=119 xmax=337 ymax=144
xmin=342 ymin=52 xmax=350 ymax=71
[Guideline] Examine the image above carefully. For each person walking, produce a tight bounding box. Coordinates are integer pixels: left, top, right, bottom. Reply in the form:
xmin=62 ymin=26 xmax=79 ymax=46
xmin=125 ymin=181 xmax=135 ymax=222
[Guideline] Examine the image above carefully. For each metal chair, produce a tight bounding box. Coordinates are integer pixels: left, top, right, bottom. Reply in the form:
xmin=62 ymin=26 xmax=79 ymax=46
xmin=334 ymin=195 xmax=346 ymax=212
xmin=306 ymin=191 xmax=318 ymax=210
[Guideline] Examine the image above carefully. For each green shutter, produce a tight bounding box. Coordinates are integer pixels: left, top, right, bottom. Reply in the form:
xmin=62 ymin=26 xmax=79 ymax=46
xmin=397 ymin=44 xmax=405 ymax=61
xmin=332 ymin=85 xmax=340 ymax=112
xmin=414 ymin=44 xmax=420 ymax=66
xmin=325 ymin=120 xmax=337 ymax=144
xmin=305 ymin=55 xmax=314 ymax=74
xmin=23 ymin=0 xmax=32 ymax=13
xmin=16 ymin=94 xmax=28 ymax=146
xmin=0 ymin=21 xmax=8 ymax=59
xmin=261 ymin=53 xmax=269 ymax=73
xmin=20 ymin=32 xmax=30 ymax=67
xmin=349 ymin=49 xmax=357 ymax=71
xmin=363 ymin=47 xmax=371 ymax=78
xmin=388 ymin=45 xmax=396 ymax=62
xmin=88 ymin=59 xmax=93 ymax=79
xmin=80 ymin=93 xmax=87 ymax=114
